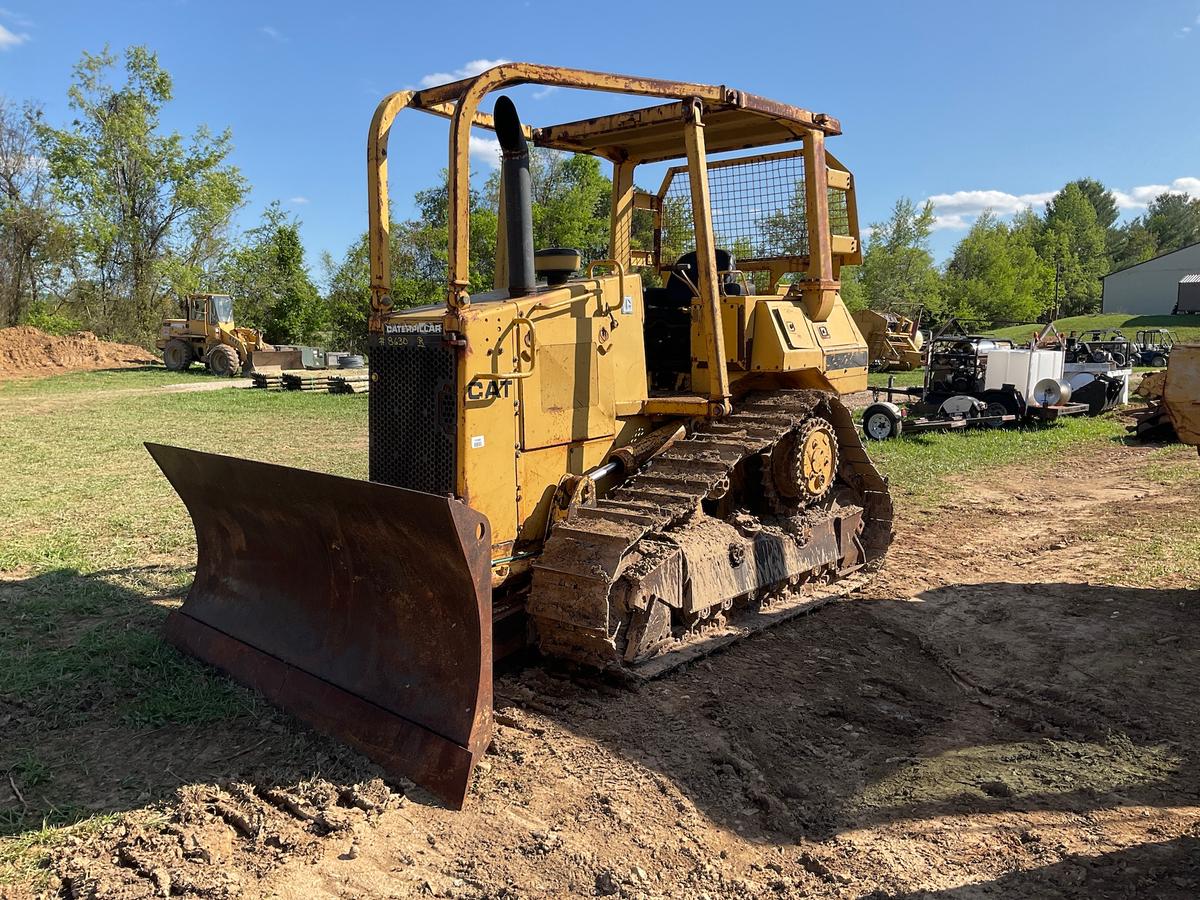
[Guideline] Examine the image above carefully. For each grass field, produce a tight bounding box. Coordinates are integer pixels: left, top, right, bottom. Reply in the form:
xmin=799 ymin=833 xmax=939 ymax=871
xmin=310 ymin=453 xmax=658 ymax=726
xmin=0 ymin=366 xmax=1186 ymax=887
xmin=0 ymin=373 xmax=369 ymax=882
xmin=987 ymin=313 xmax=1200 ymax=344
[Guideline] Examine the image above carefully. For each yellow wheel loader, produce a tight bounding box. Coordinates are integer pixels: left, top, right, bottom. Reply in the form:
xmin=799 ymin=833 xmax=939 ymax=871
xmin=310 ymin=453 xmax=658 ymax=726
xmin=146 ymin=65 xmax=893 ymax=808
xmin=156 ymin=293 xmax=273 ymax=376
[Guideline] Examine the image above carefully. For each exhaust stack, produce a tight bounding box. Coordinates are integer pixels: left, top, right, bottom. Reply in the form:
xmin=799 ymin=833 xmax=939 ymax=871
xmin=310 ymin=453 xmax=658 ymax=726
xmin=494 ymin=96 xmax=535 ymax=297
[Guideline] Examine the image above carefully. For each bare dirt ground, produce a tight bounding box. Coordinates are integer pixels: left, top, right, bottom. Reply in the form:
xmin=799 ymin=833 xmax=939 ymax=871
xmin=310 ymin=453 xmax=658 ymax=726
xmin=11 ymin=438 xmax=1200 ymax=899
xmin=0 ymin=327 xmax=156 ymax=379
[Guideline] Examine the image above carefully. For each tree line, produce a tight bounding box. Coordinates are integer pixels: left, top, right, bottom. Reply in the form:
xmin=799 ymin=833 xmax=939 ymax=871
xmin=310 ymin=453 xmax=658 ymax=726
xmin=843 ymin=178 xmax=1200 ymax=325
xmin=0 ymin=46 xmax=612 ymax=350
xmin=3 ymin=45 xmax=1199 ymax=351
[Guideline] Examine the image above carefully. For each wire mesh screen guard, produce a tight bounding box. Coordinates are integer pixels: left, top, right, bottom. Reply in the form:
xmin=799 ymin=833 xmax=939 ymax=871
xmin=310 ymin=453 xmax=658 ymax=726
xmin=656 ymin=151 xmax=851 ymax=263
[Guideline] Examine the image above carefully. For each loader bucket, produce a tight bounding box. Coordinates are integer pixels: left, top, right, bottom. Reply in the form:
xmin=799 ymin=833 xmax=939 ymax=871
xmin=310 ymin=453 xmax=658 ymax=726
xmin=145 ymin=443 xmax=493 ymax=808
xmin=244 ymin=349 xmax=303 ymax=373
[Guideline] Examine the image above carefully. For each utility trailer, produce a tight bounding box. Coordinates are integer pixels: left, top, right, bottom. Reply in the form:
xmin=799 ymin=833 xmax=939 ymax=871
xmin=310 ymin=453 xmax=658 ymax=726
xmin=861 ymin=333 xmax=1086 ymax=440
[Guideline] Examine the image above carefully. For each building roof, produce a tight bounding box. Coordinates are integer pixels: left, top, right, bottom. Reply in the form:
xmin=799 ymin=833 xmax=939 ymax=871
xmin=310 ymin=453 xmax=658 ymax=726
xmin=1103 ymin=239 xmax=1200 ymax=279
xmin=1180 ymin=273 xmax=1200 ymax=284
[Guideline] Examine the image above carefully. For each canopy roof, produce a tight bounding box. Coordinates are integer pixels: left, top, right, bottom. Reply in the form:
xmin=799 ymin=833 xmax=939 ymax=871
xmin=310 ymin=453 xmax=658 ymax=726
xmin=407 ymin=63 xmax=840 ymax=164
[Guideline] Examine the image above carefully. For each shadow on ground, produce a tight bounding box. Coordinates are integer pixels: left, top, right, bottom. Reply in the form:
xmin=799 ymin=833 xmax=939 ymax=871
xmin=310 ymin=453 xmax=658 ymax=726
xmin=504 ymin=578 xmax=1199 ymax=842
xmin=3 ymin=566 xmax=1198 ymax=893
xmin=865 ymin=834 xmax=1200 ymax=899
xmin=0 ymin=567 xmax=384 ymax=836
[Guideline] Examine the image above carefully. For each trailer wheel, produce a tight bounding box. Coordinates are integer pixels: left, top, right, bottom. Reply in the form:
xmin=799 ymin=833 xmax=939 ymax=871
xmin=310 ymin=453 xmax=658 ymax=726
xmin=981 ymin=391 xmax=1021 ymax=426
xmin=862 ymin=403 xmax=902 ymax=441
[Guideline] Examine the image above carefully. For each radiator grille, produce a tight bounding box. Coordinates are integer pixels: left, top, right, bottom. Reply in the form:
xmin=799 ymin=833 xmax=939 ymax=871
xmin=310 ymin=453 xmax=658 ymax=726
xmin=369 ymin=340 xmax=457 ymax=495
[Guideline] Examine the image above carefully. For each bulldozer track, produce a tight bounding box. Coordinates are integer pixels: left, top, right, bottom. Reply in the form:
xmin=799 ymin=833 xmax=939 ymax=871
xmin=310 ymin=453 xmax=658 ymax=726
xmin=530 ymin=389 xmax=893 ymax=673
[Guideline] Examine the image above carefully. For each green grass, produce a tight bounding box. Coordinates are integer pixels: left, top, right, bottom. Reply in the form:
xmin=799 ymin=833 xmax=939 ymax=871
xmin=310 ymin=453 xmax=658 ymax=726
xmin=0 ymin=814 xmax=127 ymax=887
xmin=866 ymin=413 xmax=1131 ymax=507
xmin=0 ymin=371 xmax=369 ymax=865
xmin=0 ymin=366 xmax=213 ymax=399
xmin=0 ymin=385 xmax=366 ymax=573
xmin=986 ymin=314 xmax=1200 ymax=345
xmin=867 ymin=369 xmax=926 ymax=389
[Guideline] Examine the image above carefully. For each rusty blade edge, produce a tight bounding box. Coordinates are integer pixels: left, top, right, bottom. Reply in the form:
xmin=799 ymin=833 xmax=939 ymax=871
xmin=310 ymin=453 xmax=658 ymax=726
xmin=165 ymin=611 xmax=486 ymax=810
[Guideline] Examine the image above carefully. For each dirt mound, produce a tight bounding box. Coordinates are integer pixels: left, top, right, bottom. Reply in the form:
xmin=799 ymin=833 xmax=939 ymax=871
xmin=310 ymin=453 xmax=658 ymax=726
xmin=0 ymin=325 xmax=157 ymax=379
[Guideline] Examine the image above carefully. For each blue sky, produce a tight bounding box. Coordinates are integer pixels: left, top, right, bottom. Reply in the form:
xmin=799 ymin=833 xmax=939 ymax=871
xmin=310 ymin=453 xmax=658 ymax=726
xmin=2 ymin=0 xmax=1198 ymax=279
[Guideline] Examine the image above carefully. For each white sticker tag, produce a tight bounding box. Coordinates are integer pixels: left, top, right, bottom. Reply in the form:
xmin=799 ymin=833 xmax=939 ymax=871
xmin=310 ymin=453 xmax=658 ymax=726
xmin=622 ymin=296 xmax=634 ymax=315
xmin=470 ymin=435 xmax=485 ymax=449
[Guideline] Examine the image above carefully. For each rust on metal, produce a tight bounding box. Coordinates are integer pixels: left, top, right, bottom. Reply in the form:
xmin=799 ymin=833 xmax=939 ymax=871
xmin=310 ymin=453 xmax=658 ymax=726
xmin=366 ymin=62 xmax=846 ymax=325
xmin=146 ymin=443 xmax=494 ymax=809
xmin=528 ymin=391 xmax=893 ymax=671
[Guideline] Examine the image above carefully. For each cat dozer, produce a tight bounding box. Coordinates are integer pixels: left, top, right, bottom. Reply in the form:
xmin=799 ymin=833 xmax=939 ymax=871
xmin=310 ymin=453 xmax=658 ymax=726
xmin=147 ymin=64 xmax=893 ymax=808
xmin=852 ymin=309 xmax=925 ymax=371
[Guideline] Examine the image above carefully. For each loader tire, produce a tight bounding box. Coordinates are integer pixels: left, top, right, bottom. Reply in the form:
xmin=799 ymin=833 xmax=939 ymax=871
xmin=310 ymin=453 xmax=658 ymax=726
xmin=163 ymin=339 xmax=193 ymax=371
xmin=206 ymin=344 xmax=240 ymax=377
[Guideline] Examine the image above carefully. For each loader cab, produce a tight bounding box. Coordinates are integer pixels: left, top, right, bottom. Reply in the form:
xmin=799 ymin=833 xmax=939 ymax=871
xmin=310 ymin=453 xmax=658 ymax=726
xmin=183 ymin=294 xmax=234 ymax=332
xmin=208 ymin=295 xmax=234 ymax=326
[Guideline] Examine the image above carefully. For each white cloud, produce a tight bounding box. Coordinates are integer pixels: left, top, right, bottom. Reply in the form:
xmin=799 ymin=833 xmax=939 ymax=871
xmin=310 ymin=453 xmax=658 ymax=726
xmin=926 ymin=178 xmax=1200 ymax=230
xmin=932 ymin=214 xmax=970 ymax=231
xmin=0 ymin=7 xmax=32 ymax=28
xmin=0 ymin=22 xmax=29 ymax=49
xmin=532 ymin=86 xmax=559 ymax=100
xmin=419 ymin=59 xmax=510 ymax=89
xmin=927 ymin=189 xmax=1055 ymax=219
xmin=288 ymin=196 xmax=309 ymax=205
xmin=469 ymin=135 xmax=501 ymax=169
xmin=259 ymin=25 xmax=286 ymax=42
xmin=1113 ymin=177 xmax=1200 ymax=209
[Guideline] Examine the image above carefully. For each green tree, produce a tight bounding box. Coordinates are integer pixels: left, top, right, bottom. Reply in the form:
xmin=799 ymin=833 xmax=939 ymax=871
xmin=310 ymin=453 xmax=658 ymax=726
xmin=528 ymin=150 xmax=611 ymax=257
xmin=324 ymin=148 xmax=616 ymax=349
xmin=838 ymin=265 xmax=865 ymax=311
xmin=1144 ymin=192 xmax=1200 ymax=255
xmin=217 ymin=203 xmax=324 ymax=344
xmin=1040 ymin=183 xmax=1108 ymax=315
xmin=1069 ymin=177 xmax=1119 ymax=231
xmin=37 ymin=46 xmax=246 ymax=342
xmin=0 ymin=98 xmax=71 ymax=326
xmin=1109 ymin=218 xmax=1158 ymax=271
xmin=942 ymin=211 xmax=1051 ymax=323
xmin=858 ymin=198 xmax=941 ymax=315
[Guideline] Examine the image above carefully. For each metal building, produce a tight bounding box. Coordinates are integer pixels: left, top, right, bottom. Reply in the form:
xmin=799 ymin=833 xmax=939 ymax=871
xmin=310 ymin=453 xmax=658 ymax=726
xmin=1179 ymin=273 xmax=1200 ymax=314
xmin=1102 ymin=241 xmax=1200 ymax=315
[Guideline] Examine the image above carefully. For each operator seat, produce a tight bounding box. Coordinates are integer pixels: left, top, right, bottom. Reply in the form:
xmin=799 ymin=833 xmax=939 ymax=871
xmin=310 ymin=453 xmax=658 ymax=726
xmin=644 ymin=249 xmax=740 ymax=390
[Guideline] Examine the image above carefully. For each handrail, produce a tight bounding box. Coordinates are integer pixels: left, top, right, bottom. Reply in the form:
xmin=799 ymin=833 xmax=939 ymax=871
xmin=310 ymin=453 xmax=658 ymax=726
xmin=474 ymin=315 xmax=536 ymax=381
xmin=585 ymin=259 xmax=625 ymax=314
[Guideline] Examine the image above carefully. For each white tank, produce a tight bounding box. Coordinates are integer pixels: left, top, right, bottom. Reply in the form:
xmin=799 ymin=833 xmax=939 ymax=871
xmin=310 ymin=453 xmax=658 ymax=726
xmin=983 ymin=349 xmax=1065 ymax=401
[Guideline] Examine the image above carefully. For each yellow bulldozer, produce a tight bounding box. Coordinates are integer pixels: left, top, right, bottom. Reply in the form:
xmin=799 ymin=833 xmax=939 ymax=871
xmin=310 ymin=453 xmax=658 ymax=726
xmin=852 ymin=309 xmax=925 ymax=371
xmin=156 ymin=293 xmax=272 ymax=376
xmin=146 ymin=64 xmax=893 ymax=807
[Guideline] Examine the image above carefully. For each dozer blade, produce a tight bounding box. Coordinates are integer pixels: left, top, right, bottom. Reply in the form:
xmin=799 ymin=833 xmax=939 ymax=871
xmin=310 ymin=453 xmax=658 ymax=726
xmin=145 ymin=443 xmax=493 ymax=809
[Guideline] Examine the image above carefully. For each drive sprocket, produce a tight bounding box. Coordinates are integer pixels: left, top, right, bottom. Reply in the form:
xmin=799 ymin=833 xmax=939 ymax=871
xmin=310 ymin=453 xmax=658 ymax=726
xmin=764 ymin=417 xmax=839 ymax=513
